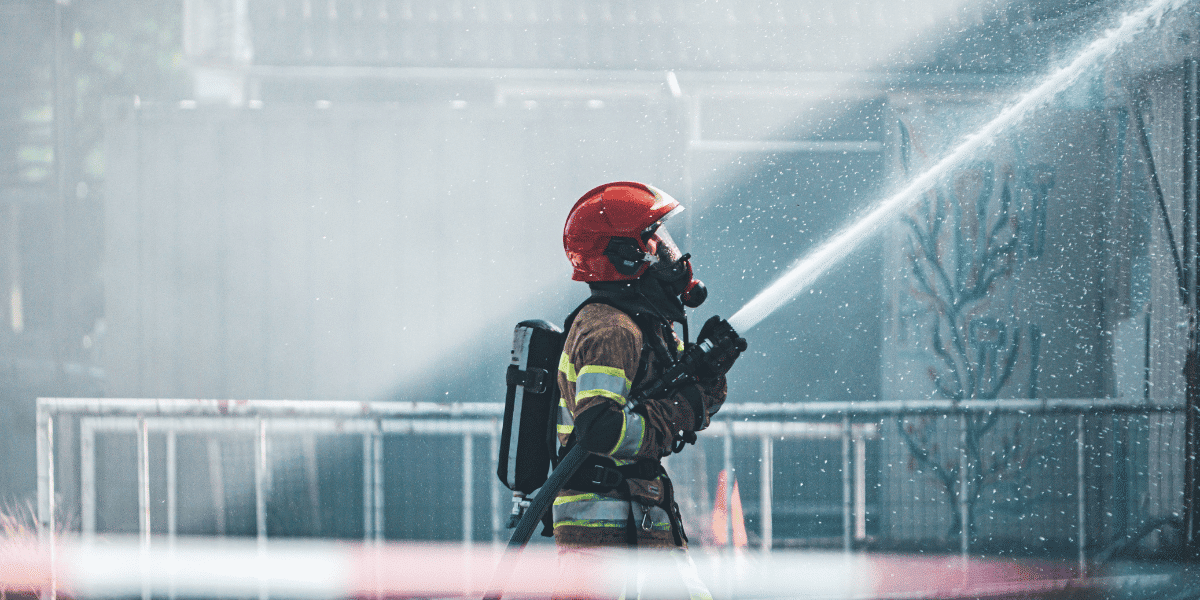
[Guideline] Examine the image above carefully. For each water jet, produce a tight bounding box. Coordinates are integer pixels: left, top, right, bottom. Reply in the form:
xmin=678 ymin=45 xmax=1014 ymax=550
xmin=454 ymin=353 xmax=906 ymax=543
xmin=727 ymin=0 xmax=1190 ymax=334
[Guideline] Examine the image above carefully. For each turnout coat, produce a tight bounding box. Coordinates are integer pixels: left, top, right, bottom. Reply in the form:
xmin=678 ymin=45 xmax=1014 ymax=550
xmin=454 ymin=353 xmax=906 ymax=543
xmin=553 ymin=301 xmax=726 ymax=548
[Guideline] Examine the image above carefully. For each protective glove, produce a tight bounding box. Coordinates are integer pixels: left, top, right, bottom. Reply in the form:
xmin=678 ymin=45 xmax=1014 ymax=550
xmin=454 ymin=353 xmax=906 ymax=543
xmin=665 ymin=377 xmax=730 ymax=453
xmin=637 ymin=379 xmax=722 ymax=457
xmin=691 ymin=315 xmax=748 ymax=383
xmin=637 ymin=393 xmax=699 ymax=458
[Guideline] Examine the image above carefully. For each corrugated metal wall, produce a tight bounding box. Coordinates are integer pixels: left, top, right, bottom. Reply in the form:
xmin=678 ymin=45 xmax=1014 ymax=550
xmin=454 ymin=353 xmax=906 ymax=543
xmin=1140 ymin=68 xmax=1192 ymax=527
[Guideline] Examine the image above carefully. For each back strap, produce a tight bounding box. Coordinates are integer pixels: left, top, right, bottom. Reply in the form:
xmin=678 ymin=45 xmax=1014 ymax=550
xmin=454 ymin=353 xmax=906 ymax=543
xmin=563 ymin=295 xmax=673 ymax=398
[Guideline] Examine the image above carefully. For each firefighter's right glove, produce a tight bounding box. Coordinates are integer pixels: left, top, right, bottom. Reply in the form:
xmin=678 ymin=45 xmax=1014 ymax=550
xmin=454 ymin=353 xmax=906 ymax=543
xmin=692 ymin=315 xmax=748 ymax=383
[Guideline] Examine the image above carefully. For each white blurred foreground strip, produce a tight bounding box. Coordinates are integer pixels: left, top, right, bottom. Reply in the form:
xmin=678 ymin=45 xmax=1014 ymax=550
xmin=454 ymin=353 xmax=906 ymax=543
xmin=0 ymin=537 xmax=1090 ymax=599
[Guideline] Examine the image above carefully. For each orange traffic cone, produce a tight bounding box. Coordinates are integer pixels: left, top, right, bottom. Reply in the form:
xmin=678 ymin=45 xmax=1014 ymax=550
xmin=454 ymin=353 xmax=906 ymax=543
xmin=710 ymin=469 xmax=748 ymax=547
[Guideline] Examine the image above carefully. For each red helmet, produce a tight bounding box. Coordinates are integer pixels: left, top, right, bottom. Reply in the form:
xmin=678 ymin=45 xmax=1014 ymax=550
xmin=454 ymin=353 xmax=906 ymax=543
xmin=563 ymin=182 xmax=683 ymax=282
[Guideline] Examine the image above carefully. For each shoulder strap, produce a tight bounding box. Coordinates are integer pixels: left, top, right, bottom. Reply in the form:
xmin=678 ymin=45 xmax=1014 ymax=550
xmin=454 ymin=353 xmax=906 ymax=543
xmin=561 ymin=297 xmax=599 ymax=334
xmin=564 ymin=295 xmax=672 ymax=396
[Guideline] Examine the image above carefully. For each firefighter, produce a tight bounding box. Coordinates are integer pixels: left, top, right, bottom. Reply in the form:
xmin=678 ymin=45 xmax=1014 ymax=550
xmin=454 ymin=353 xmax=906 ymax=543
xmin=555 ymin=181 xmax=745 ymax=599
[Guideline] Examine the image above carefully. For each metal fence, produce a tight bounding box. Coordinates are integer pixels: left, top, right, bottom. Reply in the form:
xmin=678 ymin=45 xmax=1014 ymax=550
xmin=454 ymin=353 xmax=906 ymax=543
xmin=724 ymin=399 xmax=1187 ymax=576
xmin=35 ymin=399 xmax=878 ymax=547
xmin=36 ymin=397 xmax=1183 ymax=575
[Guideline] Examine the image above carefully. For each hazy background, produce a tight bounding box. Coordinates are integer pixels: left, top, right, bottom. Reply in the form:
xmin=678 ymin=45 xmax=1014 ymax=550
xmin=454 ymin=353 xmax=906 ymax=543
xmin=4 ymin=0 xmax=1199 ymax=554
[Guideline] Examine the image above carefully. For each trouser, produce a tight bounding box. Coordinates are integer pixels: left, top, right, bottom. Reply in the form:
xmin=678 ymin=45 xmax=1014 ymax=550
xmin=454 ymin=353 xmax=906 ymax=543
xmin=552 ymin=546 xmax=713 ymax=600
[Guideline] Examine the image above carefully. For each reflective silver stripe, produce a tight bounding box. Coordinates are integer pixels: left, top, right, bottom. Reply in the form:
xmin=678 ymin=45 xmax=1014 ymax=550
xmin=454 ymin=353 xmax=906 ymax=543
xmin=559 ymin=398 xmax=574 ymax=428
xmin=610 ymin=409 xmax=646 ymax=459
xmin=553 ymin=495 xmax=630 ymax=526
xmin=576 ymin=371 xmax=631 ymax=401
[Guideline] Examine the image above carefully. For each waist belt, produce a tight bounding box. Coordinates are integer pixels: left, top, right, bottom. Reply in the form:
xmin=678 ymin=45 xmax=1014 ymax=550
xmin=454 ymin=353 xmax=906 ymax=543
xmin=564 ymin=453 xmax=664 ymax=494
xmin=558 ymin=451 xmax=688 ymax=547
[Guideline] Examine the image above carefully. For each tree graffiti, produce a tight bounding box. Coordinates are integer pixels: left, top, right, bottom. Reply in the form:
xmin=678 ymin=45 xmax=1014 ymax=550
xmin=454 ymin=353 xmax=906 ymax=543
xmin=896 ymin=117 xmax=1051 ymax=541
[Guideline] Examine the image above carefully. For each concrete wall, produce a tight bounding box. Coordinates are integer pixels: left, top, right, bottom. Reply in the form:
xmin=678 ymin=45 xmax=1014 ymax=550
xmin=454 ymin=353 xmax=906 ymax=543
xmin=876 ymin=62 xmax=1197 ymax=552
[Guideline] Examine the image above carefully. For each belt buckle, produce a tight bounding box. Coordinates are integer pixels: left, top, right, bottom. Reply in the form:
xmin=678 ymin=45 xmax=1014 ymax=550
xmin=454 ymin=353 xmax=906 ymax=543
xmin=589 ymin=464 xmax=607 ymax=486
xmin=590 ymin=464 xmax=621 ymax=488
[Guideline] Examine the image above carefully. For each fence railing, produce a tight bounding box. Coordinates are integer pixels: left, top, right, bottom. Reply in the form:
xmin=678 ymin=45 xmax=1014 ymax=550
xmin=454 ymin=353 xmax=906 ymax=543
xmin=721 ymin=399 xmax=1186 ymax=575
xmin=37 ymin=397 xmax=1183 ymax=578
xmin=35 ymin=399 xmax=879 ymax=549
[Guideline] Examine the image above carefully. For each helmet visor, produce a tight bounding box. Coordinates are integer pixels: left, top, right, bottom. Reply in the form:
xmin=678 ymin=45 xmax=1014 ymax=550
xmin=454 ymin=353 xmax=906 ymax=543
xmin=644 ymin=205 xmax=685 ymax=263
xmin=651 ymin=224 xmax=683 ymax=264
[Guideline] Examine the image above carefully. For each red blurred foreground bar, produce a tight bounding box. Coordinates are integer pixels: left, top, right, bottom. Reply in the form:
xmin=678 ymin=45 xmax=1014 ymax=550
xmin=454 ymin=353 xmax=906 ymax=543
xmin=0 ymin=536 xmax=1097 ymax=599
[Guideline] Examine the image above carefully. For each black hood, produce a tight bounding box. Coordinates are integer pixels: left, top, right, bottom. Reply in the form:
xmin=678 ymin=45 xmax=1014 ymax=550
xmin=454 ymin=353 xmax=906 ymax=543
xmin=588 ymin=278 xmax=688 ymax=326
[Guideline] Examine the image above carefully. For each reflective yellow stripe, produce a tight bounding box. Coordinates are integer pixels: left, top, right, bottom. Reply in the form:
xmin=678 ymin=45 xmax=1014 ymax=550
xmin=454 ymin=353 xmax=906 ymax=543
xmin=578 ymin=364 xmax=630 ymax=384
xmin=553 ymin=519 xmax=627 ymax=528
xmin=609 ymin=411 xmax=628 ymax=455
xmin=576 ymin=388 xmax=626 ymax=405
xmin=553 ymin=493 xmax=639 ymax=530
xmin=555 ymin=493 xmax=601 ymax=505
xmin=558 ymin=352 xmax=577 ymax=382
xmin=557 ymin=423 xmax=575 ymax=434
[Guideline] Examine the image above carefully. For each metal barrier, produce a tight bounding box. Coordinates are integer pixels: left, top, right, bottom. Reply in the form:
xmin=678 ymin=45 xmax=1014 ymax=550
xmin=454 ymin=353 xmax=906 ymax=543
xmin=36 ymin=397 xmax=1183 ymax=580
xmin=37 ymin=399 xmax=501 ymax=547
xmin=721 ymin=399 xmax=1186 ymax=576
xmin=35 ymin=399 xmax=879 ymax=551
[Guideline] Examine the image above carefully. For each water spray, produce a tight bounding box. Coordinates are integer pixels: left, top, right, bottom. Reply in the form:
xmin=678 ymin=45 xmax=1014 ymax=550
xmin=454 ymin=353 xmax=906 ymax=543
xmin=727 ymin=0 xmax=1190 ymax=334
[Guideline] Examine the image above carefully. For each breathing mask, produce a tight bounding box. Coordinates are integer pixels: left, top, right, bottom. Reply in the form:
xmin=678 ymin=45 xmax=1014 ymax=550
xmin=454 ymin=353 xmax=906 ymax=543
xmin=645 ymin=222 xmax=707 ymax=308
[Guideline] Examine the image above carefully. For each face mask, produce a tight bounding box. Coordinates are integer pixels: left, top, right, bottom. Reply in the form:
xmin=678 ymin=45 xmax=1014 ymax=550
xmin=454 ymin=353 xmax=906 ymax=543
xmin=655 ymin=253 xmax=707 ymax=308
xmin=647 ymin=226 xmax=707 ymax=308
